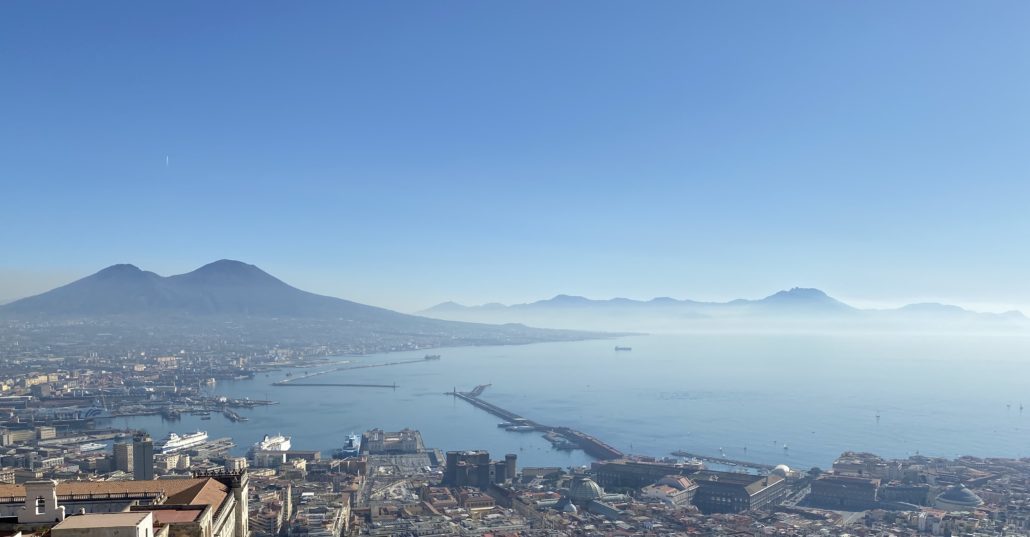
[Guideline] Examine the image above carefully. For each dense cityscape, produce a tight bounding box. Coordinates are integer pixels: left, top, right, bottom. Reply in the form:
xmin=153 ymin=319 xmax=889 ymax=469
xmin=1 ymin=337 xmax=1029 ymax=537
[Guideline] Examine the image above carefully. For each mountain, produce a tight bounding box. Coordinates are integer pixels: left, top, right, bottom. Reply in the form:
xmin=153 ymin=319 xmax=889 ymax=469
xmin=747 ymin=287 xmax=856 ymax=314
xmin=0 ymin=260 xmax=606 ymax=351
xmin=426 ymin=288 xmax=854 ymax=317
xmin=421 ymin=288 xmax=1025 ymax=332
xmin=2 ymin=260 xmax=398 ymax=319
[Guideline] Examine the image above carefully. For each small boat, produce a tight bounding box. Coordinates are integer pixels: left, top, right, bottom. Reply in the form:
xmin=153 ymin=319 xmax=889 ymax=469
xmin=614 ymin=346 xmax=632 ymax=351
xmin=424 ymin=354 xmax=441 ymax=360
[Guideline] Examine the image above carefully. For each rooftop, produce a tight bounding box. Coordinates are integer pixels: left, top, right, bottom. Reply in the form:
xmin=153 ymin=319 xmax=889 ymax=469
xmin=53 ymin=512 xmax=150 ymax=529
xmin=0 ymin=477 xmax=229 ymax=509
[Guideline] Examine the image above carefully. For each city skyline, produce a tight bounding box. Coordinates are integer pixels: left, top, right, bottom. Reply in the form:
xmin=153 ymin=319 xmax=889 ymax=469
xmin=3 ymin=1 xmax=1029 ymax=313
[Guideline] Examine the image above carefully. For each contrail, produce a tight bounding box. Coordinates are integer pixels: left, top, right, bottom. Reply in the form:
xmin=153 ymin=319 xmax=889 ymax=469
xmin=165 ymin=155 xmax=170 ymax=167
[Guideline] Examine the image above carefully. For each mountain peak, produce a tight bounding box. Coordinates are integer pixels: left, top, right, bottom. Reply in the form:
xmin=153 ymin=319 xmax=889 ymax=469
xmin=177 ymin=259 xmax=282 ymax=286
xmin=423 ymin=301 xmax=467 ymax=313
xmin=194 ymin=259 xmax=260 ymax=273
xmin=766 ymin=287 xmax=831 ymax=300
xmin=94 ymin=263 xmax=143 ymax=276
xmin=749 ymin=287 xmax=854 ymax=313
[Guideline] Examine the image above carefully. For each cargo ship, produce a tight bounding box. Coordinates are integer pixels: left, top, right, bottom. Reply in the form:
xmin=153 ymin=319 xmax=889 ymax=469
xmin=333 ymin=433 xmax=362 ymax=459
xmin=155 ymin=431 xmax=208 ymax=453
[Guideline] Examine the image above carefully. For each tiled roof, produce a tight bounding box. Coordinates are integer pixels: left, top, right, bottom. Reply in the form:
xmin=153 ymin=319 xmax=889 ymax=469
xmin=0 ymin=478 xmax=229 ymax=509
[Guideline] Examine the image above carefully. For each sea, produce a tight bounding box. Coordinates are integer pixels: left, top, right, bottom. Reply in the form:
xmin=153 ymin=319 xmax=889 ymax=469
xmin=117 ymin=332 xmax=1030 ymax=471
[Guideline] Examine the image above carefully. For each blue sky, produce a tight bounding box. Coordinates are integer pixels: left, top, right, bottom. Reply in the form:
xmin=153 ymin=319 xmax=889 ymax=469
xmin=2 ymin=1 xmax=1029 ymax=312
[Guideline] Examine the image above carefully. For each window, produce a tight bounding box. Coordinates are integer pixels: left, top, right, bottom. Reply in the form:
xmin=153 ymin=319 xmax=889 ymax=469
xmin=35 ymin=496 xmax=45 ymax=515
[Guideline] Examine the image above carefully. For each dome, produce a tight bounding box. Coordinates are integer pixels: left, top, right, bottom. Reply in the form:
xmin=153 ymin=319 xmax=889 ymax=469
xmin=935 ymin=484 xmax=983 ymax=511
xmin=772 ymin=464 xmax=791 ymax=477
xmin=569 ymin=476 xmax=604 ymax=503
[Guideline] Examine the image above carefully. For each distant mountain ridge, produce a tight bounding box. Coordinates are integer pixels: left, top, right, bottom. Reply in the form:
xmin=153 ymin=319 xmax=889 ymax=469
xmin=0 ymin=260 xmax=608 ymax=351
xmin=421 ymin=287 xmax=1026 ymax=330
xmin=427 ymin=287 xmax=859 ymax=314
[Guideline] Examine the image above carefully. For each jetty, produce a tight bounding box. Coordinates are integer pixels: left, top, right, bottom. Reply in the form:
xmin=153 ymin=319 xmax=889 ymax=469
xmin=670 ymin=450 xmax=775 ymax=471
xmin=274 ymin=382 xmax=397 ymax=389
xmin=449 ymin=386 xmax=624 ymax=460
xmin=273 ymin=358 xmax=430 ymax=386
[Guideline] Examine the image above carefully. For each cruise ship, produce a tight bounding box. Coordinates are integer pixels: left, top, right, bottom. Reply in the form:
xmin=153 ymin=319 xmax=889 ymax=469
xmin=252 ymin=434 xmax=291 ymax=453
xmin=155 ymin=431 xmax=208 ymax=453
xmin=78 ymin=442 xmax=107 ymax=452
xmin=333 ymin=433 xmax=361 ymax=459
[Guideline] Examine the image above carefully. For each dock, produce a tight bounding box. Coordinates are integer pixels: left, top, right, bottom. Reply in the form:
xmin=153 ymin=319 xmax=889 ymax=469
xmin=274 ymin=382 xmax=397 ymax=388
xmin=449 ymin=386 xmax=625 ymax=460
xmin=670 ymin=450 xmax=775 ymax=471
xmin=273 ymin=358 xmax=431 ymax=386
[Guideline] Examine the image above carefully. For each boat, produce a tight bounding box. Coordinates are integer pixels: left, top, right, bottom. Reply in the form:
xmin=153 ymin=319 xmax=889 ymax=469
xmin=79 ymin=442 xmax=107 ymax=452
xmin=155 ymin=431 xmax=208 ymax=453
xmin=332 ymin=433 xmax=362 ymax=459
xmin=614 ymin=346 xmax=632 ymax=351
xmin=504 ymin=425 xmax=536 ymax=432
xmin=424 ymin=354 xmax=441 ymax=360
xmin=251 ymin=433 xmax=291 ymax=453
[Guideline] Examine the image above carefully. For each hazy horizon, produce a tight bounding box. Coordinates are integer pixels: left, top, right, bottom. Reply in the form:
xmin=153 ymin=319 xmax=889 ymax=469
xmin=1 ymin=260 xmax=1027 ymax=317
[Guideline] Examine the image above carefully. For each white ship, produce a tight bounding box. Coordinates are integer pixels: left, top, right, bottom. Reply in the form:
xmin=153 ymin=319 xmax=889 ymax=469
xmin=252 ymin=433 xmax=291 ymax=453
xmin=79 ymin=442 xmax=107 ymax=452
xmin=155 ymin=431 xmax=208 ymax=453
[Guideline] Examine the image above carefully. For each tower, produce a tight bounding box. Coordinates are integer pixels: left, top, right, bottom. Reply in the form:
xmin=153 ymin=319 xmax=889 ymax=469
xmin=505 ymin=453 xmax=517 ymax=481
xmin=113 ymin=442 xmax=133 ymax=473
xmin=132 ymin=433 xmax=154 ymax=480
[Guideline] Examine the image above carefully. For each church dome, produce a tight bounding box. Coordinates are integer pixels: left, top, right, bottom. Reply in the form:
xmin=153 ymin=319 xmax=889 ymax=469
xmin=569 ymin=476 xmax=604 ymax=503
xmin=935 ymin=484 xmax=983 ymax=511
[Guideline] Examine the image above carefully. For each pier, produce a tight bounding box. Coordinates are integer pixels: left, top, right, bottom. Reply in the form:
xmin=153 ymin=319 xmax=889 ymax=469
xmin=670 ymin=450 xmax=775 ymax=471
xmin=273 ymin=358 xmax=431 ymax=386
xmin=274 ymin=382 xmax=397 ymax=389
xmin=450 ymin=386 xmax=625 ymax=460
